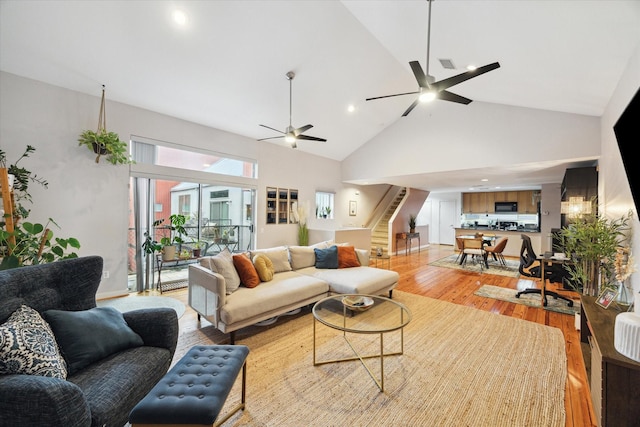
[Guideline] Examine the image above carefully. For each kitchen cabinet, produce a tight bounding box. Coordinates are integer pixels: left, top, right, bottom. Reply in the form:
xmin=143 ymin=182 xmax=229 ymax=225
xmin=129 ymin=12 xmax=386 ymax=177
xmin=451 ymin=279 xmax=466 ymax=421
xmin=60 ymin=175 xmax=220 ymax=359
xmin=462 ymin=190 xmax=538 ymax=214
xmin=517 ymin=190 xmax=539 ymax=214
xmin=470 ymin=192 xmax=488 ymax=213
xmin=485 ymin=192 xmax=495 ymax=213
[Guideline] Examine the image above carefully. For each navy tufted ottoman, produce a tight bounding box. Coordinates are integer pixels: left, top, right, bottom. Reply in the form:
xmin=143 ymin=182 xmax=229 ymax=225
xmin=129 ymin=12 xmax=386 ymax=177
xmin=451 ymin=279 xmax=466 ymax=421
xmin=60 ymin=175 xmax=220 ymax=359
xmin=129 ymin=345 xmax=249 ymax=426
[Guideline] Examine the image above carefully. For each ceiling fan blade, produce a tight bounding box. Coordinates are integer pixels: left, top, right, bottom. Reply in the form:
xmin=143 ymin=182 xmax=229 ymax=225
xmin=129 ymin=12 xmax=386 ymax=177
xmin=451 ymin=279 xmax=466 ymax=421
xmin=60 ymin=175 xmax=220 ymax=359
xmin=297 ymin=135 xmax=327 ymax=142
xmin=257 ymin=136 xmax=285 ymax=141
xmin=409 ymin=61 xmax=429 ymax=88
xmin=294 ymin=124 xmax=313 ymax=136
xmin=401 ymin=98 xmax=420 ymax=117
xmin=259 ymin=124 xmax=285 ymax=134
xmin=432 ymin=62 xmax=501 ymax=92
xmin=438 ymin=90 xmax=472 ymax=105
xmin=366 ymin=91 xmax=420 ymax=101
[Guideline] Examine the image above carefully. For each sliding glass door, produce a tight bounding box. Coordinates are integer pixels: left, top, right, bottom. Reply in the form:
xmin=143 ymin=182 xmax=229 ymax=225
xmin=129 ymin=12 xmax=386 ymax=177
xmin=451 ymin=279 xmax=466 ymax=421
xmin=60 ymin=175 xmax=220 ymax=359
xmin=127 ymin=138 xmax=257 ymax=293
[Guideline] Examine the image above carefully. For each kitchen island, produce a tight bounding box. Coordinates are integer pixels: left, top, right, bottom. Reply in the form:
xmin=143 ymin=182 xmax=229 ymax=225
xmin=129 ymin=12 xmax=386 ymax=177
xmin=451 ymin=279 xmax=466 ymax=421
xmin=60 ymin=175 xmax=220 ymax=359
xmin=454 ymin=228 xmax=541 ymax=258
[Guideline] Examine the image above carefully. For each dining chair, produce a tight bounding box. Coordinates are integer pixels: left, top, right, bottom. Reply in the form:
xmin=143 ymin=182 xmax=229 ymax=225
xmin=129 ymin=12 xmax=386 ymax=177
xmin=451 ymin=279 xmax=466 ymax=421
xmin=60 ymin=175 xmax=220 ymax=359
xmin=484 ymin=237 xmax=508 ymax=266
xmin=455 ymin=237 xmax=465 ymax=263
xmin=461 ymin=238 xmax=487 ymax=270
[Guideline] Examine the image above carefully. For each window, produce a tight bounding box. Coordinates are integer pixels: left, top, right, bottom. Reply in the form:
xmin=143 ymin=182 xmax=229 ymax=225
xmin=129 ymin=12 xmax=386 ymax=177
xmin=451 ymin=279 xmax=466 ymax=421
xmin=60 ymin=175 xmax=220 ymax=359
xmin=178 ymin=195 xmax=191 ymax=216
xmin=315 ymin=191 xmax=334 ymax=219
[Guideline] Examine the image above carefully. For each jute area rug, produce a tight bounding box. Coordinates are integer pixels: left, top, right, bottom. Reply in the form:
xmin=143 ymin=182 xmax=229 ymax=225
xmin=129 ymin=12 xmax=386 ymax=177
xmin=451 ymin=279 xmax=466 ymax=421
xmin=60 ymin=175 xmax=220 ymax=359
xmin=475 ymin=283 xmax=581 ymax=316
xmin=176 ymin=291 xmax=566 ymax=426
xmin=429 ymin=254 xmax=521 ymax=278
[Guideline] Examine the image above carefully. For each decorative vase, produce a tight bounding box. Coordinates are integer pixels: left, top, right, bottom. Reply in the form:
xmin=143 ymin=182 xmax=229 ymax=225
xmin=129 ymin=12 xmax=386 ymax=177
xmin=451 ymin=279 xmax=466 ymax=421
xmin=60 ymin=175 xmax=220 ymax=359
xmin=615 ymin=280 xmax=634 ymax=308
xmin=192 ymin=248 xmax=201 ymax=258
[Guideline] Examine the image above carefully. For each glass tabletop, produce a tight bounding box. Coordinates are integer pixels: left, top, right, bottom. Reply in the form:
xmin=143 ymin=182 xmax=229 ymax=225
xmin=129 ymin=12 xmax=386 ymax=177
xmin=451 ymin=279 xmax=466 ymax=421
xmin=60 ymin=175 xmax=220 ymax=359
xmin=312 ymin=294 xmax=411 ymax=334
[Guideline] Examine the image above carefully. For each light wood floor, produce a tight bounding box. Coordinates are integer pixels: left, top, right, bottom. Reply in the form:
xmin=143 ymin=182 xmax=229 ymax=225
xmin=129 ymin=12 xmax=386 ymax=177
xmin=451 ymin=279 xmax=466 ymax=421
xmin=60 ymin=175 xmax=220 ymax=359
xmin=151 ymin=244 xmax=596 ymax=427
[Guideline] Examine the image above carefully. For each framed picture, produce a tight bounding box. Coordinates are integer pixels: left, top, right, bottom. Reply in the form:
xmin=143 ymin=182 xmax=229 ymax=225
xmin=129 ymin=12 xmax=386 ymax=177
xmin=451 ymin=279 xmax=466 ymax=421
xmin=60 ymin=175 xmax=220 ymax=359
xmin=596 ymin=287 xmax=618 ymax=309
xmin=349 ymin=200 xmax=357 ymax=216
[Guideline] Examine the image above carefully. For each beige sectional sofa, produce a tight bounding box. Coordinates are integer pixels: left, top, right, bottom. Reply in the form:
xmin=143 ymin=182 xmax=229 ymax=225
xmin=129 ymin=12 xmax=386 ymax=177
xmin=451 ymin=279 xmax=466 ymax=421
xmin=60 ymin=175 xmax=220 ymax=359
xmin=188 ymin=241 xmax=399 ymax=343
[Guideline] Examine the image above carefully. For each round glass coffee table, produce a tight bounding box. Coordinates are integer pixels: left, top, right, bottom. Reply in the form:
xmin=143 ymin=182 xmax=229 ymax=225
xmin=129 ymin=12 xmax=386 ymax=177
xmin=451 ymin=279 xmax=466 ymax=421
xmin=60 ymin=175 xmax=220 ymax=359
xmin=312 ymin=294 xmax=412 ymax=392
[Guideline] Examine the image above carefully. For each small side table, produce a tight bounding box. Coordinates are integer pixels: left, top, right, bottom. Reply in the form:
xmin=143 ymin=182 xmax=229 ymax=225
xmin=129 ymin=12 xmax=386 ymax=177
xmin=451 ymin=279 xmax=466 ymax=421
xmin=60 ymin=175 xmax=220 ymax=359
xmin=395 ymin=232 xmax=420 ymax=256
xmin=373 ymin=255 xmax=390 ymax=269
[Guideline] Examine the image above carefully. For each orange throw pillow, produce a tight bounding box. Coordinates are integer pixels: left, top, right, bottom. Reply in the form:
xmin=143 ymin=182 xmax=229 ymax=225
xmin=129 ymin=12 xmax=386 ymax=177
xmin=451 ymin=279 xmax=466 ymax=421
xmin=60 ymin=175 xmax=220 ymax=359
xmin=337 ymin=245 xmax=361 ymax=268
xmin=232 ymin=253 xmax=261 ymax=288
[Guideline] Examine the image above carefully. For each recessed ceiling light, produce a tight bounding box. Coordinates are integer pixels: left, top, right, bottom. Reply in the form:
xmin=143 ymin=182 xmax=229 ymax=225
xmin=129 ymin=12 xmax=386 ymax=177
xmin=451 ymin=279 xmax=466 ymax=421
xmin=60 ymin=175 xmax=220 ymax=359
xmin=467 ymin=65 xmax=477 ymax=71
xmin=347 ymin=104 xmax=356 ymax=113
xmin=173 ymin=10 xmax=188 ymax=26
xmin=481 ymin=178 xmax=488 ymax=182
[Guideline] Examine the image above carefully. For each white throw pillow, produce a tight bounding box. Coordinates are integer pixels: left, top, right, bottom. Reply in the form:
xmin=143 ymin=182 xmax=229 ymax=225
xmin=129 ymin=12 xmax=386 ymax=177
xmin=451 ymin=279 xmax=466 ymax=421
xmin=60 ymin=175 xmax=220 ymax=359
xmin=250 ymin=246 xmax=292 ymax=273
xmin=209 ymin=248 xmax=241 ymax=294
xmin=355 ymin=248 xmax=370 ymax=266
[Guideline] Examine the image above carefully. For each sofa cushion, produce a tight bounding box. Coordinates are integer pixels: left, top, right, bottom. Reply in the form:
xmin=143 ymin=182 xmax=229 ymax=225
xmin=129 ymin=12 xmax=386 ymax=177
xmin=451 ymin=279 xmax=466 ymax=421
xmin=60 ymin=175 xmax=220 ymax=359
xmin=337 ymin=245 xmax=361 ymax=268
xmin=298 ymin=266 xmax=399 ymax=295
xmin=314 ymin=245 xmax=339 ymax=269
xmin=0 ymin=305 xmax=68 ymax=379
xmin=288 ymin=241 xmax=333 ymax=270
xmin=355 ymin=248 xmax=370 ymax=266
xmin=43 ymin=306 xmax=144 ymax=375
xmin=220 ymin=271 xmax=329 ymax=326
xmin=209 ymin=248 xmax=241 ymax=294
xmin=233 ymin=253 xmax=261 ymax=288
xmin=253 ymin=254 xmax=275 ymax=282
xmin=250 ymin=246 xmax=292 ymax=273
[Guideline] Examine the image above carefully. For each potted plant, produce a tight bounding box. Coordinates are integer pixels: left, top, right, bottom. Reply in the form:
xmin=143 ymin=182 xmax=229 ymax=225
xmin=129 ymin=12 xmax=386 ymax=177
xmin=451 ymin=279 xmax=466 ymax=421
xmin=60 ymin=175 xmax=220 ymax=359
xmin=77 ymin=85 xmax=134 ymax=165
xmin=409 ymin=214 xmax=417 ymax=233
xmin=78 ymin=129 xmax=133 ymax=165
xmin=555 ymin=202 xmax=633 ymax=296
xmin=191 ymin=240 xmax=203 ymax=258
xmin=157 ymin=214 xmax=187 ymax=261
xmin=141 ymin=228 xmax=162 ymax=288
xmin=325 ymin=206 xmax=332 ymax=218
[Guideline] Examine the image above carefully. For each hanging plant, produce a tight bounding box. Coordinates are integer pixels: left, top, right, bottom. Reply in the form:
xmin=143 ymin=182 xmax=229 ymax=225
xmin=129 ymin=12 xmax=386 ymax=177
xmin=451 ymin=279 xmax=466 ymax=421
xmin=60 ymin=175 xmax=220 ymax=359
xmin=77 ymin=85 xmax=134 ymax=165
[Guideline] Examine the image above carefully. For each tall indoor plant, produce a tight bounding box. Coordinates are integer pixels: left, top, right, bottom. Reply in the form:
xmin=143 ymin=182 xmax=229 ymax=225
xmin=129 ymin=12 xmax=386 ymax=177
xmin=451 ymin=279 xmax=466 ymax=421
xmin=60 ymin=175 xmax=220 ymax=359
xmin=1 ymin=146 xmax=80 ymax=270
xmin=555 ymin=202 xmax=633 ymax=296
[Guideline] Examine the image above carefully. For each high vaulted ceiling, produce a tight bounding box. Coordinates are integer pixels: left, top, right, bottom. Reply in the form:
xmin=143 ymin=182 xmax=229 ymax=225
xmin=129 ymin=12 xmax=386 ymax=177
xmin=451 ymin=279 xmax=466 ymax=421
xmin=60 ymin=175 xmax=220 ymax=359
xmin=1 ymin=1 xmax=639 ymax=192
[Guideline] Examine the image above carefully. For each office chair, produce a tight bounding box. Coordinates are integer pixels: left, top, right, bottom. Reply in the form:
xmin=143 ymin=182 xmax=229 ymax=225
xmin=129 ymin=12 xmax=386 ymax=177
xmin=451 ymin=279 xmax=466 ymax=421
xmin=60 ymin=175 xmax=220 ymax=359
xmin=516 ymin=234 xmax=574 ymax=307
xmin=484 ymin=237 xmax=508 ymax=266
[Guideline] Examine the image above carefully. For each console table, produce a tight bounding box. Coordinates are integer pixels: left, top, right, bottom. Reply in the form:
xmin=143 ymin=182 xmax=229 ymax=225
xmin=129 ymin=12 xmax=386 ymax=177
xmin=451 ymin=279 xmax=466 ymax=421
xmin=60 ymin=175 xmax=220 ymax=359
xmin=580 ymin=296 xmax=640 ymax=426
xmin=395 ymin=232 xmax=420 ymax=256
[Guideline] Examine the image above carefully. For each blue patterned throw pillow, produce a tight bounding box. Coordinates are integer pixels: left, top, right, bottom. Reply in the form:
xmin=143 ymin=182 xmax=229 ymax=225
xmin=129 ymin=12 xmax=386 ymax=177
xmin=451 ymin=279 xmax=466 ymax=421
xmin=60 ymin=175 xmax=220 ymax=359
xmin=0 ymin=305 xmax=68 ymax=379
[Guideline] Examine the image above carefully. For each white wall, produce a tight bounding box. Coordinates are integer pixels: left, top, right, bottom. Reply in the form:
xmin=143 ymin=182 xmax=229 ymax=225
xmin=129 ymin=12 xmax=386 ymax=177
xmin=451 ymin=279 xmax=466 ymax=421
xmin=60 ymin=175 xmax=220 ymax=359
xmin=0 ymin=72 xmax=360 ymax=298
xmin=342 ymin=100 xmax=600 ymax=183
xmin=600 ymin=40 xmax=640 ymax=307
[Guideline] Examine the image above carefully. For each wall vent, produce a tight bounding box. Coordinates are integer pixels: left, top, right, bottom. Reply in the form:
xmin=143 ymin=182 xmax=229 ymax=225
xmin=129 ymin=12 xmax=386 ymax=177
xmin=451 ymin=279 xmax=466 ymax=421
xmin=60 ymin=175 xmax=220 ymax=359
xmin=438 ymin=58 xmax=456 ymax=69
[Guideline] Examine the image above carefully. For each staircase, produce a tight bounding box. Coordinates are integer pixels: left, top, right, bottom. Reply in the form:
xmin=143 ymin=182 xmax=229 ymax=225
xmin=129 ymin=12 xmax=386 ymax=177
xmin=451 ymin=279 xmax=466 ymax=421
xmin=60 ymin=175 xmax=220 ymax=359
xmin=370 ymin=188 xmax=406 ymax=256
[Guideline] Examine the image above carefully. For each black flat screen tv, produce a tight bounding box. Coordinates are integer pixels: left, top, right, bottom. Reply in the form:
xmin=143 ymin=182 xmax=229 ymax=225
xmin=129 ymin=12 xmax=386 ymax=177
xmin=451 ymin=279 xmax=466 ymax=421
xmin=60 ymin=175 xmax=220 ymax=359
xmin=613 ymin=87 xmax=640 ymax=216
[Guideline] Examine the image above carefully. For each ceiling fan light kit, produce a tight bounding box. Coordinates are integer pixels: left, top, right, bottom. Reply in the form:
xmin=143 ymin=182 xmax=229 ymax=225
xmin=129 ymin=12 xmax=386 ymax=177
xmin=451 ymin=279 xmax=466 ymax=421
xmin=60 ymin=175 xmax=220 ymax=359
xmin=366 ymin=0 xmax=500 ymax=116
xmin=258 ymin=71 xmax=326 ymax=148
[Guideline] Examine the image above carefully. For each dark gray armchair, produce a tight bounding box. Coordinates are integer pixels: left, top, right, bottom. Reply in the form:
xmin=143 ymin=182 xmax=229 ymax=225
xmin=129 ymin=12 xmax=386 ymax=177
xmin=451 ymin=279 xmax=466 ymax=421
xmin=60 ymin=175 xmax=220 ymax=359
xmin=0 ymin=256 xmax=179 ymax=427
